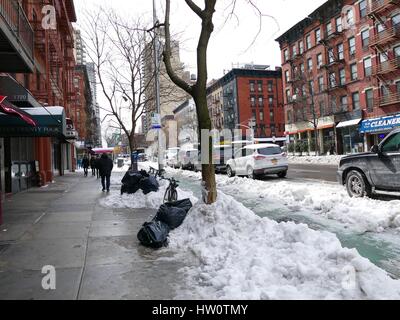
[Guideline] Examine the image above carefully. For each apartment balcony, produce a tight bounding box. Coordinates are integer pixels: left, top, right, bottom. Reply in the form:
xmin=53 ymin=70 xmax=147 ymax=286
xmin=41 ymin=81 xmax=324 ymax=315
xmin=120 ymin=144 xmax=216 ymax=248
xmin=379 ymin=92 xmax=400 ymax=107
xmin=369 ymin=26 xmax=400 ymax=48
xmin=0 ymin=0 xmax=34 ymax=72
xmin=333 ymin=105 xmax=349 ymax=114
xmin=367 ymin=0 xmax=400 ymax=16
xmin=373 ymin=57 xmax=400 ymax=76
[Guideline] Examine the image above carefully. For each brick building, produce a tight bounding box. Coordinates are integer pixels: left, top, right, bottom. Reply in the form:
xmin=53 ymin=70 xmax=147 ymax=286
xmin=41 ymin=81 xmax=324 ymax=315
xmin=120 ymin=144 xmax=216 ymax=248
xmin=206 ymin=66 xmax=285 ymax=140
xmin=276 ymin=0 xmax=400 ymax=155
xmin=0 ymin=0 xmax=87 ymax=197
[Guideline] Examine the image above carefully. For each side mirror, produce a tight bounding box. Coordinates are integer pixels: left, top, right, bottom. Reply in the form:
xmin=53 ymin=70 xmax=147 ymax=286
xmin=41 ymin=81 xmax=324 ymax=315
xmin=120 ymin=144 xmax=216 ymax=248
xmin=371 ymin=145 xmax=380 ymax=154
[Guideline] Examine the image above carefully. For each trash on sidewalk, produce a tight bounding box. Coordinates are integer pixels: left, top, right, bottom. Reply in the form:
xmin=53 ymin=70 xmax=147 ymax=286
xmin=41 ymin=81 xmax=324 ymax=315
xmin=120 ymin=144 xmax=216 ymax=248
xmin=154 ymin=199 xmax=193 ymax=230
xmin=137 ymin=220 xmax=170 ymax=249
xmin=121 ymin=169 xmax=159 ymax=195
xmin=138 ymin=198 xmax=192 ymax=249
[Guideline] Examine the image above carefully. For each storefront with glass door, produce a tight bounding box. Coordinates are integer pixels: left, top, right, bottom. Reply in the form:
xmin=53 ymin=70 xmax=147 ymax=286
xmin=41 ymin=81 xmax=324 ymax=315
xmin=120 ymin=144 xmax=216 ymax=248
xmin=335 ymin=119 xmax=363 ymax=154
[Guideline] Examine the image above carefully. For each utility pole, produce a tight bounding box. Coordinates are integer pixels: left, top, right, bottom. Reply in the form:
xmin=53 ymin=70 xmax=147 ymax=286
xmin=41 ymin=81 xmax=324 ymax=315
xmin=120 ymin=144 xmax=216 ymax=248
xmin=152 ymin=0 xmax=163 ymax=170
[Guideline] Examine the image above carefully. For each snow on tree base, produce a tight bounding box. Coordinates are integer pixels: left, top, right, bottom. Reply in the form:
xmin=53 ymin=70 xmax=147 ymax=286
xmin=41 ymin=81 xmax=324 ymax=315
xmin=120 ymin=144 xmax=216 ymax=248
xmin=169 ymin=192 xmax=400 ymax=300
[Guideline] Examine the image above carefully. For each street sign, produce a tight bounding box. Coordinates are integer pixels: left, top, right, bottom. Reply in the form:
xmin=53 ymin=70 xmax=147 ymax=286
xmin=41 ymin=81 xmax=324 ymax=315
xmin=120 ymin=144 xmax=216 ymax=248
xmin=151 ymin=113 xmax=161 ymax=129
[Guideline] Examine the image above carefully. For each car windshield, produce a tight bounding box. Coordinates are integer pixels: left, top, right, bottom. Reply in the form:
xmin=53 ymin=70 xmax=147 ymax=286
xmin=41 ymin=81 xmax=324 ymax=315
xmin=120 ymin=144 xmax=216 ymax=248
xmin=257 ymin=147 xmax=282 ymax=156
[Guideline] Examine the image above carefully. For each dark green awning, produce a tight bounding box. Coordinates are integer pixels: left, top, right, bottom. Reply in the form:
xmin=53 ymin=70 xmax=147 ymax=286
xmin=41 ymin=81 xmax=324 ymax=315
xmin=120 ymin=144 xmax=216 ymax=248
xmin=0 ymin=107 xmax=66 ymax=137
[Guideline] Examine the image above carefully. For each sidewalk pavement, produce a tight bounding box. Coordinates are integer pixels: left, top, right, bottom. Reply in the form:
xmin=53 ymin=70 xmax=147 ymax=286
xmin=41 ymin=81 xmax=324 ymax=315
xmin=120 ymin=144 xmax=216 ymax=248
xmin=0 ymin=172 xmax=185 ymax=300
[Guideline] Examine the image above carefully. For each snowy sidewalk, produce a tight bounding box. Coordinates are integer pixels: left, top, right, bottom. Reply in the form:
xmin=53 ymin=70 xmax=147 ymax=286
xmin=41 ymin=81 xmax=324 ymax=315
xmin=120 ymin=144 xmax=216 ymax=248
xmin=0 ymin=172 xmax=187 ymax=300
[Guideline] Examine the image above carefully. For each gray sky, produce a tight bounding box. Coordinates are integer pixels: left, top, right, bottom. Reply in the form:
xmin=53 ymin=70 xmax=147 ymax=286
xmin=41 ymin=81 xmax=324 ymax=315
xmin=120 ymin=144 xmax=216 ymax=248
xmin=73 ymin=0 xmax=326 ymax=138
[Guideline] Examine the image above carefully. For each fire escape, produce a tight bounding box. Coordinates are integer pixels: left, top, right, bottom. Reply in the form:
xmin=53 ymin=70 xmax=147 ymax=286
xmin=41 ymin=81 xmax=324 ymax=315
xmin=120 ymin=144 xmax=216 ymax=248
xmin=368 ymin=0 xmax=400 ymax=108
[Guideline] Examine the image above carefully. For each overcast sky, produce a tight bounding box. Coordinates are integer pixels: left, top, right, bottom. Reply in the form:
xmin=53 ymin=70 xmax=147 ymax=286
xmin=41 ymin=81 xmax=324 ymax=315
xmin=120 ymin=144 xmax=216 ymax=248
xmin=73 ymin=0 xmax=327 ymax=138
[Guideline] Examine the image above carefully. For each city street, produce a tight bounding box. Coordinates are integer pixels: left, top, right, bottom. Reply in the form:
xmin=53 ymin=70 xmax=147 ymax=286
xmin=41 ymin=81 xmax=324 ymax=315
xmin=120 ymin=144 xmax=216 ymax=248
xmin=0 ymin=172 xmax=185 ymax=300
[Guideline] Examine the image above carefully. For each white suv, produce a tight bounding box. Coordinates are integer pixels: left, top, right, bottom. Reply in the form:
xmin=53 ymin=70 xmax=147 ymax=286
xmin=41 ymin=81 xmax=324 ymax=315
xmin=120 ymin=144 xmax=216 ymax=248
xmin=226 ymin=144 xmax=288 ymax=179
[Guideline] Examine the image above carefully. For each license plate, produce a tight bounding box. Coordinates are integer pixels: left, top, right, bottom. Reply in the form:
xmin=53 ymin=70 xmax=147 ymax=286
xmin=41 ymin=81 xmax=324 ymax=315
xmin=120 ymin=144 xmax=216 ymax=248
xmin=271 ymin=159 xmax=278 ymax=165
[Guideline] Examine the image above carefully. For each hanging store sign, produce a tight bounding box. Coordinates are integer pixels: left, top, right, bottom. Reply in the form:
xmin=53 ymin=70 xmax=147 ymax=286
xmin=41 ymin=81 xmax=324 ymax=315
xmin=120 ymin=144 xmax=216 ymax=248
xmin=151 ymin=113 xmax=161 ymax=129
xmin=360 ymin=114 xmax=400 ymax=134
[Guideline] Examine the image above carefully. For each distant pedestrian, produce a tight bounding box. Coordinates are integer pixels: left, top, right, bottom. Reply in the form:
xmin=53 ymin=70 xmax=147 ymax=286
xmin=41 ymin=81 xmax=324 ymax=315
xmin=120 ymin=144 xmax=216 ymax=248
xmin=82 ymin=156 xmax=90 ymax=177
xmin=77 ymin=158 xmax=82 ymax=169
xmin=95 ymin=156 xmax=100 ymax=179
xmin=98 ymin=153 xmax=114 ymax=192
xmin=90 ymin=156 xmax=97 ymax=177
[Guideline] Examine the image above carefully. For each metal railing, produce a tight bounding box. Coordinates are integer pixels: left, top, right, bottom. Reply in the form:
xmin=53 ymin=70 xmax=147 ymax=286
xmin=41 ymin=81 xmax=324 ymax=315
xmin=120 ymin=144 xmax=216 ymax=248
xmin=0 ymin=0 xmax=34 ymax=60
xmin=368 ymin=0 xmax=399 ymax=14
xmin=379 ymin=93 xmax=400 ymax=106
xmin=370 ymin=26 xmax=400 ymax=47
xmin=374 ymin=57 xmax=400 ymax=75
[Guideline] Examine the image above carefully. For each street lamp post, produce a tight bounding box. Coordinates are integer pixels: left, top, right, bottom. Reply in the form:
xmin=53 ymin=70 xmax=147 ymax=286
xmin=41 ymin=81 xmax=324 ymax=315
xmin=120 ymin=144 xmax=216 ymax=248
xmin=152 ymin=0 xmax=164 ymax=170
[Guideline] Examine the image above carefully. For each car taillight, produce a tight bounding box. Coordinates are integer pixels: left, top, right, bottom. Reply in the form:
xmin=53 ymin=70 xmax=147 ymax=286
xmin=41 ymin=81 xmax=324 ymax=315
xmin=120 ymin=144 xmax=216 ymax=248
xmin=253 ymin=155 xmax=265 ymax=161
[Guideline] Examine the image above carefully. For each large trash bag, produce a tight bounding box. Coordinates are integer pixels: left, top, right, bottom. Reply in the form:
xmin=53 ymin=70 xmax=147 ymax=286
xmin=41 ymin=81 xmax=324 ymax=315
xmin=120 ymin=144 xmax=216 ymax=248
xmin=164 ymin=199 xmax=193 ymax=213
xmin=137 ymin=221 xmax=170 ymax=249
xmin=154 ymin=199 xmax=193 ymax=230
xmin=121 ymin=170 xmax=143 ymax=195
xmin=139 ymin=175 xmax=159 ymax=195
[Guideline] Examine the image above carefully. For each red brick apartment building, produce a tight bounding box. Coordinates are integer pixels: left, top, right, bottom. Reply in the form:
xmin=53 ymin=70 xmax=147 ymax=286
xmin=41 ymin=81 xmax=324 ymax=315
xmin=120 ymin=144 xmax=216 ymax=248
xmin=276 ymin=0 xmax=400 ymax=155
xmin=0 ymin=0 xmax=94 ymax=200
xmin=206 ymin=66 xmax=285 ymax=141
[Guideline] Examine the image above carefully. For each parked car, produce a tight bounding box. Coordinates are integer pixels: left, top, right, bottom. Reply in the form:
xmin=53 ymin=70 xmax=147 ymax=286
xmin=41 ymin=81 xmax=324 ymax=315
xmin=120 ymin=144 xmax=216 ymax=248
xmin=213 ymin=145 xmax=234 ymax=173
xmin=337 ymin=128 xmax=400 ymax=198
xmin=179 ymin=149 xmax=199 ymax=170
xmin=226 ymin=144 xmax=288 ymax=179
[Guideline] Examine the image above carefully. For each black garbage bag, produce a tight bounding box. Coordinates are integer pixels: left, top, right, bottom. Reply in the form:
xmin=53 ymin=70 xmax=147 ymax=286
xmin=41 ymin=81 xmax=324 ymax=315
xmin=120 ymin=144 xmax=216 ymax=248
xmin=164 ymin=199 xmax=193 ymax=213
xmin=154 ymin=199 xmax=193 ymax=229
xmin=137 ymin=221 xmax=170 ymax=249
xmin=121 ymin=171 xmax=143 ymax=195
xmin=139 ymin=175 xmax=159 ymax=195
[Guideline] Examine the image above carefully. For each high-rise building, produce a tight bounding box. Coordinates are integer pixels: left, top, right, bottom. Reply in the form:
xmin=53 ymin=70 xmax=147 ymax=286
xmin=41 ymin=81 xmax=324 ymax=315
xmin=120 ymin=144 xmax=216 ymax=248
xmin=276 ymin=0 xmax=400 ymax=155
xmin=74 ymin=29 xmax=86 ymax=65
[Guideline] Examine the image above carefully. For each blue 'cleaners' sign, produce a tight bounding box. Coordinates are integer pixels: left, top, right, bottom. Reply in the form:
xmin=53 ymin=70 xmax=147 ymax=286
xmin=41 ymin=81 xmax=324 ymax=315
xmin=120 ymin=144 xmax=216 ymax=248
xmin=360 ymin=113 xmax=400 ymax=133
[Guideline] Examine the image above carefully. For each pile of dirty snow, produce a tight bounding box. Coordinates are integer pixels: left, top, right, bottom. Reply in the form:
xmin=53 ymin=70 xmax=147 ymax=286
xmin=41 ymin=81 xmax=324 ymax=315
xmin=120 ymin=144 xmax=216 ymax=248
xmin=288 ymin=155 xmax=342 ymax=165
xmin=169 ymin=192 xmax=400 ymax=300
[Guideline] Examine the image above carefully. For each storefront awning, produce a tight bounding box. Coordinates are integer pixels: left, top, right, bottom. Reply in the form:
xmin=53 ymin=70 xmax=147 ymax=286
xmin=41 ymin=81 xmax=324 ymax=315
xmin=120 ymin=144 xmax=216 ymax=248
xmin=0 ymin=96 xmax=37 ymax=126
xmin=360 ymin=114 xmax=400 ymax=134
xmin=0 ymin=106 xmax=66 ymax=137
xmin=336 ymin=118 xmax=362 ymax=129
xmin=0 ymin=75 xmax=42 ymax=108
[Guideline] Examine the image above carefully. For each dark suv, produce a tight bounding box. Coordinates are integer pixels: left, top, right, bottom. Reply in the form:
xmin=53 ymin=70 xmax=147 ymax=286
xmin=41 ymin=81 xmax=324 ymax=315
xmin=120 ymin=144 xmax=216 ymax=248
xmin=337 ymin=128 xmax=400 ymax=198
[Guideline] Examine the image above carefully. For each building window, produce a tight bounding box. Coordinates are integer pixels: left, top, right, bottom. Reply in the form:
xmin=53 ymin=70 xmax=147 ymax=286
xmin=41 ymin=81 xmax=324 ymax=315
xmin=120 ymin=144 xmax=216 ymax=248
xmin=307 ymin=58 xmax=313 ymax=71
xmin=299 ymin=40 xmax=304 ymax=54
xmin=346 ymin=8 xmax=355 ymax=26
xmin=352 ymin=92 xmax=360 ymax=110
xmin=395 ymin=45 xmax=400 ymax=58
xmin=348 ymin=37 xmax=356 ymax=58
xmin=340 ymin=96 xmax=348 ymax=111
xmin=319 ymin=100 xmax=326 ymax=116
xmin=292 ymin=45 xmax=297 ymax=57
xmin=393 ymin=14 xmax=400 ymax=27
xmin=269 ymin=96 xmax=273 ymax=106
xmin=317 ymin=53 xmax=323 ymax=68
xmin=257 ymin=81 xmax=263 ymax=92
xmin=285 ymin=70 xmax=290 ymax=83
xmin=381 ymin=85 xmax=390 ymax=98
xmin=284 ymin=49 xmax=289 ymax=62
xmin=376 ymin=23 xmax=385 ymax=33
xmin=326 ymin=21 xmax=332 ymax=36
xmin=251 ymin=96 xmax=256 ymax=107
xmin=328 ymin=48 xmax=335 ymax=63
xmin=379 ymin=52 xmax=388 ymax=63
xmin=361 ymin=29 xmax=369 ymax=48
xmin=315 ymin=29 xmax=321 ymax=43
xmin=396 ymin=81 xmax=400 ymax=94
xmin=300 ymin=63 xmax=305 ymax=73
xmin=306 ymin=34 xmax=311 ymax=50
xmin=286 ymin=89 xmax=291 ymax=103
xmin=337 ymin=43 xmax=344 ymax=60
xmin=270 ymin=111 xmax=275 ymax=121
xmin=365 ymin=89 xmax=374 ymax=112
xmin=336 ymin=17 xmax=342 ymax=32
xmin=258 ymin=96 xmax=264 ymax=107
xmin=364 ymin=57 xmax=372 ymax=76
xmin=339 ymin=68 xmax=346 ymax=85
xmin=260 ymin=110 xmax=264 ymax=121
xmin=359 ymin=0 xmax=367 ymax=19
xmin=318 ymin=76 xmax=324 ymax=92
xmin=329 ymin=72 xmax=336 ymax=88
xmin=350 ymin=63 xmax=358 ymax=81
xmin=268 ymin=81 xmax=273 ymax=92
xmin=250 ymin=81 xmax=255 ymax=92
xmin=309 ymin=80 xmax=314 ymax=95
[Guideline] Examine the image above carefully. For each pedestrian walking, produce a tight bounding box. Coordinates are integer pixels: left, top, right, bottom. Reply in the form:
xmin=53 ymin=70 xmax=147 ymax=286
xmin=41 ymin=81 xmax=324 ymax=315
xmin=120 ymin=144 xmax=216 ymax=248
xmin=82 ymin=155 xmax=90 ymax=177
xmin=90 ymin=156 xmax=97 ymax=177
xmin=77 ymin=158 xmax=82 ymax=169
xmin=98 ymin=153 xmax=114 ymax=192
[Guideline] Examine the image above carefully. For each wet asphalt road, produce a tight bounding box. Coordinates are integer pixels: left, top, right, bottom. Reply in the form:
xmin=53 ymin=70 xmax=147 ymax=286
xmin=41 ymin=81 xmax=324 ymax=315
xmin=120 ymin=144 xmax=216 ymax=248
xmin=287 ymin=163 xmax=338 ymax=183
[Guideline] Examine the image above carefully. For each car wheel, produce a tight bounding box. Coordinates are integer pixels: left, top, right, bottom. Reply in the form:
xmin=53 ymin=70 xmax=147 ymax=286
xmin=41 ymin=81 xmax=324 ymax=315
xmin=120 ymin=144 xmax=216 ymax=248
xmin=227 ymin=166 xmax=235 ymax=178
xmin=345 ymin=170 xmax=371 ymax=198
xmin=278 ymin=171 xmax=287 ymax=178
xmin=247 ymin=166 xmax=255 ymax=180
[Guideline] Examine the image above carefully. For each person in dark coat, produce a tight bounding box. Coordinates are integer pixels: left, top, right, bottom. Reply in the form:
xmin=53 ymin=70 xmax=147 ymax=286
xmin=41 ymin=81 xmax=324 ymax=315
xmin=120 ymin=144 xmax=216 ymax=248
xmin=82 ymin=156 xmax=90 ymax=177
xmin=90 ymin=156 xmax=97 ymax=176
xmin=98 ymin=153 xmax=114 ymax=192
